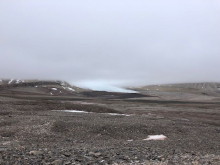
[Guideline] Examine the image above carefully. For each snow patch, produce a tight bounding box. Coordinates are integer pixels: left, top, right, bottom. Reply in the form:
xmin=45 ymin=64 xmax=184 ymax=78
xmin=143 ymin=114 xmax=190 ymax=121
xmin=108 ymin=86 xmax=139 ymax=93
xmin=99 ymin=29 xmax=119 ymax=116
xmin=67 ymin=87 xmax=75 ymax=91
xmin=50 ymin=92 xmax=53 ymax=95
xmin=51 ymin=88 xmax=57 ymax=90
xmin=16 ymin=79 xmax=21 ymax=84
xmin=106 ymin=113 xmax=131 ymax=116
xmin=54 ymin=110 xmax=131 ymax=116
xmin=143 ymin=135 xmax=167 ymax=141
xmin=8 ymin=79 xmax=14 ymax=84
xmin=62 ymin=86 xmax=75 ymax=91
xmin=59 ymin=110 xmax=89 ymax=113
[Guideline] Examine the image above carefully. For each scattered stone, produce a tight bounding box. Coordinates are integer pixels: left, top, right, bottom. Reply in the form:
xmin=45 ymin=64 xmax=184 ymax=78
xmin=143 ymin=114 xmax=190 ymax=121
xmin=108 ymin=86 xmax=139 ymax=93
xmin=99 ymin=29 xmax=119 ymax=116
xmin=94 ymin=152 xmax=102 ymax=157
xmin=167 ymin=160 xmax=175 ymax=165
xmin=89 ymin=152 xmax=95 ymax=156
xmin=63 ymin=152 xmax=71 ymax=157
xmin=51 ymin=159 xmax=63 ymax=165
xmin=29 ymin=150 xmax=44 ymax=156
xmin=0 ymin=148 xmax=7 ymax=152
xmin=64 ymin=161 xmax=71 ymax=165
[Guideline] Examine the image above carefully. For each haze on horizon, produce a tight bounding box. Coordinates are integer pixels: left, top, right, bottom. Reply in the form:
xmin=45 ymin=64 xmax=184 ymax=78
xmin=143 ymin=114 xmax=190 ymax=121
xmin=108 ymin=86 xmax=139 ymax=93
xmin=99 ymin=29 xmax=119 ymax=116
xmin=1 ymin=0 xmax=220 ymax=90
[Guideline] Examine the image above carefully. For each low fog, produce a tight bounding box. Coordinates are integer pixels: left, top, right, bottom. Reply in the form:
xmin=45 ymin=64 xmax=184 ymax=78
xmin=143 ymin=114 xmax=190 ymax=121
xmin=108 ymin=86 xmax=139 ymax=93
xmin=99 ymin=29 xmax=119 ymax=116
xmin=1 ymin=0 xmax=220 ymax=90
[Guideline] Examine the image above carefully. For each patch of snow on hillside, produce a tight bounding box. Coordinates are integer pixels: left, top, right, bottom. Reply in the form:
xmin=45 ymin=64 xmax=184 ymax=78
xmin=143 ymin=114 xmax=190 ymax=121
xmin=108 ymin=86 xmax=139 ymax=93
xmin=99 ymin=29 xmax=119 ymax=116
xmin=52 ymin=88 xmax=57 ymax=90
xmin=67 ymin=87 xmax=75 ymax=91
xmin=8 ymin=79 xmax=14 ymax=84
xmin=60 ymin=110 xmax=89 ymax=113
xmin=107 ymin=113 xmax=131 ymax=116
xmin=16 ymin=79 xmax=21 ymax=84
xmin=143 ymin=135 xmax=167 ymax=141
xmin=50 ymin=92 xmax=53 ymax=95
xmin=62 ymin=86 xmax=75 ymax=91
xmin=127 ymin=139 xmax=133 ymax=142
xmin=54 ymin=110 xmax=131 ymax=116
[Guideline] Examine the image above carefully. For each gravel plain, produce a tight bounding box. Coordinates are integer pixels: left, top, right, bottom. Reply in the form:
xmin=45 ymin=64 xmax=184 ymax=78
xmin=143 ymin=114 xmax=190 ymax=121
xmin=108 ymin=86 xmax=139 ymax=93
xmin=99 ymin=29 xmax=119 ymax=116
xmin=0 ymin=85 xmax=220 ymax=164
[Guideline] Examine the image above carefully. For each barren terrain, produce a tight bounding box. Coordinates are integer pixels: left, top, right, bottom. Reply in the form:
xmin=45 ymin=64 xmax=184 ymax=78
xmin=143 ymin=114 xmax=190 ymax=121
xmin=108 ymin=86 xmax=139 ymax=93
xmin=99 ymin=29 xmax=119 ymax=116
xmin=0 ymin=80 xmax=220 ymax=164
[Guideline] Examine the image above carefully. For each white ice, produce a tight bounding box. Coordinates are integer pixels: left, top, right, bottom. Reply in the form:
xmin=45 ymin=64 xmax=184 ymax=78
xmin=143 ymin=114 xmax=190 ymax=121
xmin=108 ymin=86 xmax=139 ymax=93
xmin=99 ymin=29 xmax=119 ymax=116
xmin=143 ymin=135 xmax=167 ymax=141
xmin=51 ymin=88 xmax=57 ymax=90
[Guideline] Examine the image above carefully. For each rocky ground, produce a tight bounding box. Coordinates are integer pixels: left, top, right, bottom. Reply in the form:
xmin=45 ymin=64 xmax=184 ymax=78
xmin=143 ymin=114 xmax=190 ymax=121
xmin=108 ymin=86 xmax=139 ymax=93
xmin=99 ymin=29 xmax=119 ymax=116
xmin=0 ymin=82 xmax=220 ymax=164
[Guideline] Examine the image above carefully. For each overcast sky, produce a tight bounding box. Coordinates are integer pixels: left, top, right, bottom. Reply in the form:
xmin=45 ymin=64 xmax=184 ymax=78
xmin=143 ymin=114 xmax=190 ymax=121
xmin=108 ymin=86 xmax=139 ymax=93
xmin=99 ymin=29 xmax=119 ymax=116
xmin=1 ymin=0 xmax=220 ymax=89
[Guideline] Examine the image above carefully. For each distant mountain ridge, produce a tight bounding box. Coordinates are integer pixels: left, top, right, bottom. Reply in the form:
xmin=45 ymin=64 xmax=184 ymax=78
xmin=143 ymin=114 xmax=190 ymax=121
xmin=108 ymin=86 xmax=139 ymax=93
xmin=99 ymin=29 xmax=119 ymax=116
xmin=0 ymin=79 xmax=89 ymax=95
xmin=0 ymin=79 xmax=72 ymax=87
xmin=130 ymin=82 xmax=220 ymax=93
xmin=166 ymin=82 xmax=220 ymax=91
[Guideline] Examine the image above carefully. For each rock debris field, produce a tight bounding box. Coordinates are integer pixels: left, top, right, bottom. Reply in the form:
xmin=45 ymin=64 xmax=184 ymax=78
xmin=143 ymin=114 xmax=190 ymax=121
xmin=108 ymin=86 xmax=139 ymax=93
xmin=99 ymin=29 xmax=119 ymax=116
xmin=0 ymin=81 xmax=220 ymax=164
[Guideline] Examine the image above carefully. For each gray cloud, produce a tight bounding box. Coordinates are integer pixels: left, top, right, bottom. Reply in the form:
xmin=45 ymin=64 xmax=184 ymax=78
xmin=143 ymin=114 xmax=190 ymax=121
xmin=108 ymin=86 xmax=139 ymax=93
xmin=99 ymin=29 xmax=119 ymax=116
xmin=0 ymin=0 xmax=220 ymax=89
